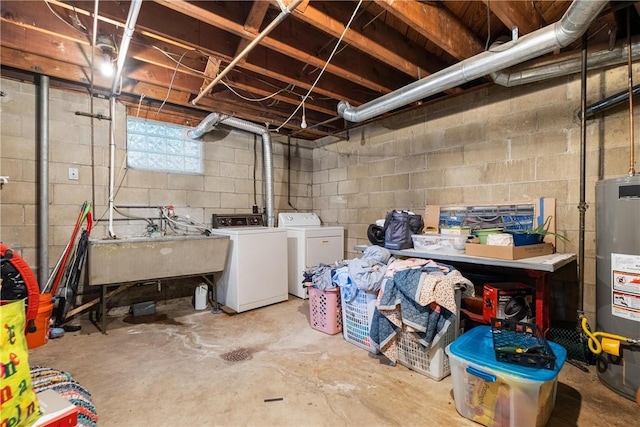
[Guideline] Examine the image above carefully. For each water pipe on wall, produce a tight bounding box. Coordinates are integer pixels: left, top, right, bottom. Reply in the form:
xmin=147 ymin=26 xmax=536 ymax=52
xmin=37 ymin=75 xmax=49 ymax=289
xmin=110 ymin=0 xmax=142 ymax=94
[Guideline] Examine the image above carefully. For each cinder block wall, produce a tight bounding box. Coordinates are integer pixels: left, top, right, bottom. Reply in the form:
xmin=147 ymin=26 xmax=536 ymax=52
xmin=0 ymin=77 xmax=313 ymax=298
xmin=312 ymin=63 xmax=640 ymax=323
xmin=2 ymin=60 xmax=639 ymax=323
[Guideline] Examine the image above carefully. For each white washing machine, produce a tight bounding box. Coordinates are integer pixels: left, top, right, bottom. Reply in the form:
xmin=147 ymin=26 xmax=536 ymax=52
xmin=278 ymin=212 xmax=344 ymax=299
xmin=210 ymin=214 xmax=288 ymax=313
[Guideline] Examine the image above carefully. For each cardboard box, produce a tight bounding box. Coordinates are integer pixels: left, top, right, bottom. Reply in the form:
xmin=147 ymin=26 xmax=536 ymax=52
xmin=483 ymin=282 xmax=534 ymax=324
xmin=464 ymin=242 xmax=554 ymax=260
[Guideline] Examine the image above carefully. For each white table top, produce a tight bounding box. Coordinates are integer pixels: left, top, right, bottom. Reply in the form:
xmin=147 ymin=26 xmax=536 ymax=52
xmin=353 ymin=245 xmax=576 ymax=273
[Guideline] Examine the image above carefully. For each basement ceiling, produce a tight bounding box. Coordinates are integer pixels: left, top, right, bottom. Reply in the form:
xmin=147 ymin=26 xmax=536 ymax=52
xmin=1 ymin=1 xmax=638 ymax=141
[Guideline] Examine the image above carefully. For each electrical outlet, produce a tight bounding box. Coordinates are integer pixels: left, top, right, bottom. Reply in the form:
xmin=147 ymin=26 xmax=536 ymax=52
xmin=68 ymin=167 xmax=79 ymax=180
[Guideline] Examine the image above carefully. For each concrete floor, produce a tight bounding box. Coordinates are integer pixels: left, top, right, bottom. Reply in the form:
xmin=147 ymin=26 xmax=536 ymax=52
xmin=29 ymin=297 xmax=639 ymax=426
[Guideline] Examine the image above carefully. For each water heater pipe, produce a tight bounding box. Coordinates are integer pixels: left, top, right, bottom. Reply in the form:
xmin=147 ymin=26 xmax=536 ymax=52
xmin=578 ymin=34 xmax=588 ymax=313
xmin=188 ymin=114 xmax=276 ymax=227
xmin=626 ymin=10 xmax=637 ymax=176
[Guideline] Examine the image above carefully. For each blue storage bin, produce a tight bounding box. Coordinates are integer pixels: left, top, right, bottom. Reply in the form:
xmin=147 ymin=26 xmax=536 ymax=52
xmin=445 ymin=326 xmax=566 ymax=427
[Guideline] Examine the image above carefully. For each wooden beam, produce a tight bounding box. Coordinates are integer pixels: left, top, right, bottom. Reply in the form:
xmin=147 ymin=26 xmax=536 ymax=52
xmin=235 ymin=0 xmax=271 ymax=55
xmin=124 ymin=103 xmax=207 ymax=127
xmin=286 ymin=0 xmax=423 ymax=79
xmin=223 ymin=72 xmax=337 ymax=116
xmin=0 ymin=46 xmax=110 ymax=89
xmin=480 ymin=0 xmax=544 ymax=36
xmin=0 ymin=2 xmax=362 ymax=114
xmin=153 ymin=0 xmax=397 ymax=94
xmin=0 ymin=19 xmax=337 ymax=118
xmin=92 ymin=0 xmax=373 ymax=104
xmin=0 ymin=44 xmax=331 ymax=134
xmin=200 ymin=56 xmax=222 ymax=94
xmin=376 ymin=0 xmax=484 ymax=60
xmin=6 ymin=0 xmax=370 ymax=107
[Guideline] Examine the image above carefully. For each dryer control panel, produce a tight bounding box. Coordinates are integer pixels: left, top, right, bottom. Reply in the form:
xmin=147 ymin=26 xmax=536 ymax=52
xmin=212 ymin=213 xmax=264 ymax=228
xmin=278 ymin=212 xmax=321 ymax=227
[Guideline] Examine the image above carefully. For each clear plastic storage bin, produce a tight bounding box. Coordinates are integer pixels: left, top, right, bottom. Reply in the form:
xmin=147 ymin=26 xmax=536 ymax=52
xmin=445 ymin=326 xmax=566 ymax=427
xmin=411 ymin=234 xmax=469 ymax=252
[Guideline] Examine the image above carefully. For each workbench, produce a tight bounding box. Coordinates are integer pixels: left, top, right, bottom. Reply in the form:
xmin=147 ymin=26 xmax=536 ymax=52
xmin=354 ymin=245 xmax=577 ymax=333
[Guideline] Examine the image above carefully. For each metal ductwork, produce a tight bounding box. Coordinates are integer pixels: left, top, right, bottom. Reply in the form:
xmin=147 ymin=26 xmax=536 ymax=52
xmin=337 ymin=0 xmax=608 ymax=123
xmin=490 ymin=38 xmax=640 ymax=87
xmin=188 ymin=114 xmax=275 ymax=228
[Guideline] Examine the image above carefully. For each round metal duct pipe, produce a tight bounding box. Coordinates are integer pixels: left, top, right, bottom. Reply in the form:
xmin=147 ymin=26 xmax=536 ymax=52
xmin=188 ymin=113 xmax=275 ymax=228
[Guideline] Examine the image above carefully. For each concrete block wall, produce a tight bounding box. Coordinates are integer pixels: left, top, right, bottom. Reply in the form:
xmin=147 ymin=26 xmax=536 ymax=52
xmin=2 ymin=60 xmax=639 ymax=323
xmin=0 ymin=77 xmax=313 ymax=292
xmin=312 ymin=63 xmax=640 ymax=323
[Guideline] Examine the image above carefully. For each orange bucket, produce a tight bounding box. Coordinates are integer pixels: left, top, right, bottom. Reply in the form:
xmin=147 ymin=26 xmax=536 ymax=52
xmin=26 ymin=292 xmax=53 ymax=350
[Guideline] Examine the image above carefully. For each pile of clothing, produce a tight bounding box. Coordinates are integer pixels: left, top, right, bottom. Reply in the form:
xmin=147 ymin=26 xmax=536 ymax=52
xmin=303 ymin=245 xmax=474 ymax=364
xmin=370 ymin=259 xmax=474 ymax=364
xmin=302 ymin=245 xmax=392 ymax=299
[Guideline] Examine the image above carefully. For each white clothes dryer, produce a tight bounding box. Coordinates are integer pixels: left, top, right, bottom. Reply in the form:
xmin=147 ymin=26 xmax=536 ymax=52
xmin=278 ymin=212 xmax=344 ymax=299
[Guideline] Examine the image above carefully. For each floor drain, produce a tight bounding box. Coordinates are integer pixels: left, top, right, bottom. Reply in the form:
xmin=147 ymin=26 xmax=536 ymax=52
xmin=222 ymin=348 xmax=250 ymax=362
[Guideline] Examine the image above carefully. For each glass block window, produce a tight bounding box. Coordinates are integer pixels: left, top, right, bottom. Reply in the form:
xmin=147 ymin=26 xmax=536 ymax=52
xmin=126 ymin=117 xmax=202 ymax=174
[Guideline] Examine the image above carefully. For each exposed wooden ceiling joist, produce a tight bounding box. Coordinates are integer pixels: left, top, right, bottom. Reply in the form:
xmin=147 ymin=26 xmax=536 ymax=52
xmin=0 ymin=0 xmax=633 ymax=141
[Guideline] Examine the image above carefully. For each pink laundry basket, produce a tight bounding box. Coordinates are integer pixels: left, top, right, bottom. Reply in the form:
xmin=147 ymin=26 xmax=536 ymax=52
xmin=308 ymin=286 xmax=343 ymax=335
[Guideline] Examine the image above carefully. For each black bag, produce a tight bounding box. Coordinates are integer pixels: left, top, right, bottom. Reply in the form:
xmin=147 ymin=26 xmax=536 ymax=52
xmin=383 ymin=210 xmax=424 ymax=250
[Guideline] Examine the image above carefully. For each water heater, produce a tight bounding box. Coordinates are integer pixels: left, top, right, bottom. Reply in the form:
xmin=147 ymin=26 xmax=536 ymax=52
xmin=595 ymin=175 xmax=640 ymax=400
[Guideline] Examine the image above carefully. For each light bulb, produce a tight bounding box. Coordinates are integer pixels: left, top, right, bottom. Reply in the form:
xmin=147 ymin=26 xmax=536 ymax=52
xmin=300 ymin=101 xmax=307 ymax=129
xmin=100 ymin=52 xmax=114 ymax=77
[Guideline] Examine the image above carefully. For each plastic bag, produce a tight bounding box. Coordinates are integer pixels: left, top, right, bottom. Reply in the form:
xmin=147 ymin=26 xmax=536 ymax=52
xmin=0 ymin=298 xmax=41 ymax=427
xmin=383 ymin=210 xmax=424 ymax=250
